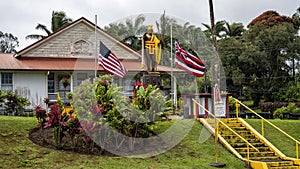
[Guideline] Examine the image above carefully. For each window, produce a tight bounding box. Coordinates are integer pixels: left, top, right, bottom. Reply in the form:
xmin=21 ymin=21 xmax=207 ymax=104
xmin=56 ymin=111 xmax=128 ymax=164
xmin=48 ymin=72 xmax=55 ymax=93
xmin=77 ymin=73 xmax=87 ymax=86
xmin=1 ymin=73 xmax=13 ymax=91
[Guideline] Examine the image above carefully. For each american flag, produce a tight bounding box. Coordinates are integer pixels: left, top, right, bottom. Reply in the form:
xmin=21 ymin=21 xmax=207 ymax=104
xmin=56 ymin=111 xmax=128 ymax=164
xmin=174 ymin=41 xmax=206 ymax=77
xmin=98 ymin=41 xmax=127 ymax=78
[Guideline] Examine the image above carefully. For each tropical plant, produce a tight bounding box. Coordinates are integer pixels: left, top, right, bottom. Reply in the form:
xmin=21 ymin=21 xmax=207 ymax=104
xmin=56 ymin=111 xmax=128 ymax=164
xmin=2 ymin=90 xmax=30 ymax=115
xmin=104 ymin=14 xmax=146 ymax=51
xmin=0 ymin=31 xmax=19 ymax=53
xmin=34 ymin=105 xmax=47 ymax=125
xmin=202 ymin=20 xmax=226 ymax=39
xmin=223 ymin=22 xmax=245 ymax=38
xmin=73 ymin=75 xmax=170 ymax=152
xmin=26 ymin=11 xmax=72 ymax=40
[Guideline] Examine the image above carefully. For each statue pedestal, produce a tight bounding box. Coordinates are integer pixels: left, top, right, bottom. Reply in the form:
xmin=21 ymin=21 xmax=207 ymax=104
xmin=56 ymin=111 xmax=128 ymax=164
xmin=142 ymin=73 xmax=161 ymax=87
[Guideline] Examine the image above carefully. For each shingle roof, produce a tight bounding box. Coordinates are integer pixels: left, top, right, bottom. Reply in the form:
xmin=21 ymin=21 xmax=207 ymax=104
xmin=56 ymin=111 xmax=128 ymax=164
xmin=0 ymin=53 xmax=183 ymax=72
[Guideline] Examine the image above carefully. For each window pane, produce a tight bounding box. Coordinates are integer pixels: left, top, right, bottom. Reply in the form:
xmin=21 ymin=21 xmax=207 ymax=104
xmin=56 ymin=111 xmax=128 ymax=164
xmin=2 ymin=73 xmax=12 ymax=84
xmin=1 ymin=73 xmax=13 ymax=91
xmin=48 ymin=73 xmax=55 ymax=93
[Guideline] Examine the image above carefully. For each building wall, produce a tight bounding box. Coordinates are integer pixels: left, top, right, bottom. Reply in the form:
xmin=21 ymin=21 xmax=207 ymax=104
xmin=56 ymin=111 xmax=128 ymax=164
xmin=14 ymin=71 xmax=47 ymax=108
xmin=23 ymin=22 xmax=139 ymax=60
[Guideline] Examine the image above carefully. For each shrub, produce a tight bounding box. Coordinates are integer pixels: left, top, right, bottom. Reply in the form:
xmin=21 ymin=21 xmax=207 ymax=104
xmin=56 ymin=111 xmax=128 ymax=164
xmin=1 ymin=90 xmax=30 ymax=115
xmin=273 ymin=103 xmax=300 ymax=119
xmin=34 ymin=105 xmax=47 ymax=126
xmin=73 ymin=75 xmax=171 ymax=151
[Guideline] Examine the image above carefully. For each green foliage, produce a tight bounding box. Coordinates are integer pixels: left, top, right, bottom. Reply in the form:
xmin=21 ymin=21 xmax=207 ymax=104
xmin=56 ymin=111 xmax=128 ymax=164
xmin=0 ymin=31 xmax=19 ymax=53
xmin=218 ymin=22 xmax=300 ymax=106
xmin=26 ymin=11 xmax=72 ymax=40
xmin=248 ymin=10 xmax=299 ymax=29
xmin=0 ymin=116 xmax=249 ymax=168
xmin=273 ymin=103 xmax=300 ymax=119
xmin=228 ymin=97 xmax=236 ymax=112
xmin=283 ymin=84 xmax=300 ymax=102
xmin=0 ymin=90 xmax=30 ymax=115
xmin=73 ymin=75 xmax=171 ymax=151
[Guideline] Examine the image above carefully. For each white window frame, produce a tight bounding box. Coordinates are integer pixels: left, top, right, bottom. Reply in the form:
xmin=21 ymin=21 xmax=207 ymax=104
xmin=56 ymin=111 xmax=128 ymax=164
xmin=1 ymin=72 xmax=13 ymax=91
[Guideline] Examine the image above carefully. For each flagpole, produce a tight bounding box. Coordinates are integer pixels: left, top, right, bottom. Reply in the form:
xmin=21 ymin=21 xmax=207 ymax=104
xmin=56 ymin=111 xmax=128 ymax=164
xmin=208 ymin=0 xmax=225 ymax=167
xmin=94 ymin=14 xmax=98 ymax=78
xmin=170 ymin=24 xmax=177 ymax=111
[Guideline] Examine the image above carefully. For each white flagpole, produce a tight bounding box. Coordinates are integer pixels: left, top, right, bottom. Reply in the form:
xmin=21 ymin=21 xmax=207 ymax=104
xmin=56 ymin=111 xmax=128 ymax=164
xmin=94 ymin=14 xmax=98 ymax=78
xmin=170 ymin=24 xmax=177 ymax=109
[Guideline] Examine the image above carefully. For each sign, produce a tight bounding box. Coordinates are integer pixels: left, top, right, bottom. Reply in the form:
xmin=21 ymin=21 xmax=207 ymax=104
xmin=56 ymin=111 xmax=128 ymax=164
xmin=215 ymin=103 xmax=225 ymax=117
xmin=142 ymin=74 xmax=161 ymax=87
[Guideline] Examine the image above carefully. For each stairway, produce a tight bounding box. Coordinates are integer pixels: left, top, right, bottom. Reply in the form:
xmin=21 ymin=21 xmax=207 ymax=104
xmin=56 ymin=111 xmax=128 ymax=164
xmin=199 ymin=118 xmax=300 ymax=169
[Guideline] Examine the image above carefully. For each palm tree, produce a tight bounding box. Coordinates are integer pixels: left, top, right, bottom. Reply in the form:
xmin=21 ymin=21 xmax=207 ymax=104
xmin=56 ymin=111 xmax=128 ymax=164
xmin=104 ymin=14 xmax=146 ymax=51
xmin=174 ymin=22 xmax=196 ymax=44
xmin=155 ymin=11 xmax=176 ymax=47
xmin=202 ymin=20 xmax=226 ymax=40
xmin=123 ymin=14 xmax=147 ymax=50
xmin=26 ymin=11 xmax=72 ymax=40
xmin=223 ymin=22 xmax=245 ymax=38
xmin=51 ymin=11 xmax=72 ymax=32
xmin=154 ymin=11 xmax=177 ymax=66
xmin=104 ymin=22 xmax=127 ymax=40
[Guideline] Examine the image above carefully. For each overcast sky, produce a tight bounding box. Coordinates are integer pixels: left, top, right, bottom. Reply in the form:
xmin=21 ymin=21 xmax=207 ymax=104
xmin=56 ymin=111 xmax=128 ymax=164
xmin=1 ymin=0 xmax=299 ymax=50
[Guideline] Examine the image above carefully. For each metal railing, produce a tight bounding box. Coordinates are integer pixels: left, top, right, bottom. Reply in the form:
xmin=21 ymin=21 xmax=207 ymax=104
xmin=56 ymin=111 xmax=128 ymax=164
xmin=231 ymin=96 xmax=300 ymax=159
xmin=192 ymin=98 xmax=259 ymax=164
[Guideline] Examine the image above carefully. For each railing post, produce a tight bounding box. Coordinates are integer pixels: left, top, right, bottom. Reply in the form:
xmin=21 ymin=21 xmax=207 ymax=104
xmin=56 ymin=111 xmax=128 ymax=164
xmin=247 ymin=144 xmax=250 ymax=167
xmin=296 ymin=142 xmax=299 ymax=159
xmin=235 ymin=101 xmax=239 ymax=118
xmin=215 ymin=120 xmax=219 ymax=163
xmin=261 ymin=119 xmax=264 ymax=137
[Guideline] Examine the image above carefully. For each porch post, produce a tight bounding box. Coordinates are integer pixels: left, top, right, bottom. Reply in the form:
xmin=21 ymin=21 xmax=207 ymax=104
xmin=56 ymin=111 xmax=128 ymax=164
xmin=70 ymin=73 xmax=73 ymax=92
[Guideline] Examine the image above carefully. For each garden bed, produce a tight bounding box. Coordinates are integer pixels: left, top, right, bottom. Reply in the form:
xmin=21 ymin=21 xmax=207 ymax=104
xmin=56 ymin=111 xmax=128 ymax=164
xmin=28 ymin=126 xmax=167 ymax=157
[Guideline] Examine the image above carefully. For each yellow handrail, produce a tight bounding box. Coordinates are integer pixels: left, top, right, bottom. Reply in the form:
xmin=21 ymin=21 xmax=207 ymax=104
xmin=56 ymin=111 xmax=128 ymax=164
xmin=192 ymin=99 xmax=259 ymax=156
xmin=231 ymin=96 xmax=300 ymax=159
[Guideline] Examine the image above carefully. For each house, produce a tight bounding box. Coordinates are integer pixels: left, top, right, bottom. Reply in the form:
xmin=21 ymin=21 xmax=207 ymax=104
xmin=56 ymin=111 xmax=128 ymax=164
xmin=0 ymin=17 xmax=181 ymax=110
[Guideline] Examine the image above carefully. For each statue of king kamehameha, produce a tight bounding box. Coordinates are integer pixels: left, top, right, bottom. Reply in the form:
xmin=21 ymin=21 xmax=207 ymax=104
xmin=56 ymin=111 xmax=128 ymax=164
xmin=142 ymin=24 xmax=162 ymax=72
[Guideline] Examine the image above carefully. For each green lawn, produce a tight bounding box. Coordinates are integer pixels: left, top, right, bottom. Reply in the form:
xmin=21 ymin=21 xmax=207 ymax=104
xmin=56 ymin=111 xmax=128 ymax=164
xmin=0 ymin=116 xmax=248 ymax=169
xmin=245 ymin=119 xmax=300 ymax=158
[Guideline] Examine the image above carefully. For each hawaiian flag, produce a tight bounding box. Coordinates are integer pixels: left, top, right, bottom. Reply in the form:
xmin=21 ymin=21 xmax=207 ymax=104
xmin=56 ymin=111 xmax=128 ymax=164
xmin=98 ymin=41 xmax=128 ymax=78
xmin=174 ymin=41 xmax=206 ymax=77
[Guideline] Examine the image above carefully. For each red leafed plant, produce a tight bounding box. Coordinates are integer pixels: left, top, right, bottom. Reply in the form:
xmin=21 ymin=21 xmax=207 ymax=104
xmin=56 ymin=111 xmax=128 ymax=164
xmin=34 ymin=105 xmax=47 ymax=128
xmin=44 ymin=102 xmax=68 ymax=148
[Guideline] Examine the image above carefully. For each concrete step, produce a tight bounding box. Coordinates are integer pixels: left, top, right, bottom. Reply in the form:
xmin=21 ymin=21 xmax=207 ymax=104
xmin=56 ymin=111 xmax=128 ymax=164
xmin=221 ymin=121 xmax=244 ymax=127
xmin=240 ymin=151 xmax=276 ymax=157
xmin=235 ymin=146 xmax=271 ymax=152
xmin=219 ymin=126 xmax=248 ymax=131
xmin=225 ymin=138 xmax=261 ymax=144
xmin=250 ymin=156 xmax=282 ymax=161
xmin=220 ymin=118 xmax=240 ymax=123
xmin=266 ymin=160 xmax=295 ymax=167
xmin=231 ymin=142 xmax=265 ymax=148
xmin=221 ymin=134 xmax=256 ymax=140
xmin=219 ymin=130 xmax=252 ymax=136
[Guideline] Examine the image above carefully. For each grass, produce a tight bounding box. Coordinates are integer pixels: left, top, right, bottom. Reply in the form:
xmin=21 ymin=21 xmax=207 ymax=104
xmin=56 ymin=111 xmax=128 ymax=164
xmin=245 ymin=119 xmax=300 ymax=158
xmin=0 ymin=116 xmax=248 ymax=169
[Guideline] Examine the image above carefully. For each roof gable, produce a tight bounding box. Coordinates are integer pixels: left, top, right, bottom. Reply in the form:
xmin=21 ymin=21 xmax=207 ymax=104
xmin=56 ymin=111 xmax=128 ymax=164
xmin=16 ymin=17 xmax=140 ymax=60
